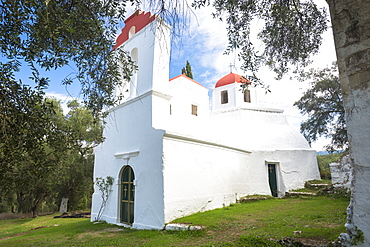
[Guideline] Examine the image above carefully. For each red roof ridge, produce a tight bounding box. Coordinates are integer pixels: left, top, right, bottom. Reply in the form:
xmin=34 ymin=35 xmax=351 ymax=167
xmin=113 ymin=10 xmax=157 ymax=50
xmin=169 ymin=74 xmax=206 ymax=88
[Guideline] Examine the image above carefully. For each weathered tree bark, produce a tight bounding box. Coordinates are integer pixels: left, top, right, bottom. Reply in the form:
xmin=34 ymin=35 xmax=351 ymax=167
xmin=31 ymin=193 xmax=47 ymax=218
xmin=326 ymin=0 xmax=370 ymax=246
xmin=59 ymin=197 xmax=69 ymax=213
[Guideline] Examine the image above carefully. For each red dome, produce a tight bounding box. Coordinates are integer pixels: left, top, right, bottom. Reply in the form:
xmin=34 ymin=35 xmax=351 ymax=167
xmin=215 ymin=72 xmax=250 ymax=88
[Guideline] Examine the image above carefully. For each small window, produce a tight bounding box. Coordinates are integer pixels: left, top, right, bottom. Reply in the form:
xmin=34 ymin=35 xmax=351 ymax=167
xmin=244 ymin=90 xmax=251 ymax=103
xmin=221 ymin=90 xmax=228 ymax=104
xmin=191 ymin=104 xmax=198 ymax=116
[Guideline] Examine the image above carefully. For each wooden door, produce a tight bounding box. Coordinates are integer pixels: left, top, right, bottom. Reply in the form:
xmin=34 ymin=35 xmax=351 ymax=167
xmin=268 ymin=164 xmax=278 ymax=197
xmin=121 ymin=166 xmax=135 ymax=224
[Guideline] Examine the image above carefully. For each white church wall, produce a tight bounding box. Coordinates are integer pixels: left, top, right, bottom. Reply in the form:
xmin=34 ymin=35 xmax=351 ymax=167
xmin=91 ymin=94 xmax=166 ymax=229
xmin=211 ymin=109 xmax=311 ymax=151
xmin=248 ymin=150 xmax=320 ymax=196
xmin=169 ymin=75 xmax=209 ymax=118
xmin=151 ymin=22 xmax=171 ymax=95
xmin=151 ymin=91 xmax=172 ymax=130
xmin=162 ymin=134 xmax=251 ymax=223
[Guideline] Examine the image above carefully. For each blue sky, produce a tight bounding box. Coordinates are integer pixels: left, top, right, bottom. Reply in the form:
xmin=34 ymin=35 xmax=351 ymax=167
xmin=6 ymin=2 xmax=337 ymax=150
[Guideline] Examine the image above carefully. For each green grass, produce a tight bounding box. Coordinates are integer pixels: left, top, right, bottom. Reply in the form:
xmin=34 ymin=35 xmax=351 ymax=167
xmin=0 ymin=196 xmax=349 ymax=246
xmin=307 ymin=179 xmax=332 ymax=185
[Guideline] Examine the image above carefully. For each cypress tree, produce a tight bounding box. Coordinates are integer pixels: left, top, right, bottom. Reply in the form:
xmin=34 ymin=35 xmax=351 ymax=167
xmin=185 ymin=61 xmax=193 ymax=79
xmin=181 ymin=60 xmax=193 ymax=79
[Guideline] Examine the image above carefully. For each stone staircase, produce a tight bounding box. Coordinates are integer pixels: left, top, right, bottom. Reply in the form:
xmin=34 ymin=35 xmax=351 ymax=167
xmin=285 ymin=181 xmax=333 ymax=197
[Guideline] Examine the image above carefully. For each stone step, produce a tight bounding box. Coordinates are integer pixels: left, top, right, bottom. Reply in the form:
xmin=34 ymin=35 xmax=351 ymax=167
xmin=286 ymin=191 xmax=317 ymax=196
xmin=307 ymin=183 xmax=330 ymax=187
xmin=165 ymin=223 xmax=204 ymax=231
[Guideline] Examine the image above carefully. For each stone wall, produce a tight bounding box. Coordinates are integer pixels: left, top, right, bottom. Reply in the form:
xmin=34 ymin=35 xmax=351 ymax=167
xmin=329 ymin=154 xmax=352 ymax=191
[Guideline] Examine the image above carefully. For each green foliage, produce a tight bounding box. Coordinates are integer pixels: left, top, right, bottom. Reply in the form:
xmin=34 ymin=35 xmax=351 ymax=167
xmin=351 ymin=226 xmax=365 ymax=245
xmin=1 ymin=0 xmax=134 ymax=213
xmin=0 ymin=79 xmax=65 ymax=216
xmin=94 ymin=176 xmax=114 ymax=222
xmin=317 ymin=153 xmax=344 ymax=180
xmin=0 ymin=96 xmax=103 ymax=216
xmin=0 ymin=0 xmax=138 ymax=117
xmin=182 ymin=60 xmax=194 ymax=79
xmin=193 ymin=0 xmax=328 ymax=83
xmin=51 ymin=100 xmax=103 ymax=212
xmin=294 ymin=64 xmax=347 ymax=152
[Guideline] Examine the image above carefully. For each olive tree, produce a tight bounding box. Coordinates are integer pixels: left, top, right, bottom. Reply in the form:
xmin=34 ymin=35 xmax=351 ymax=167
xmin=294 ymin=65 xmax=347 ymax=152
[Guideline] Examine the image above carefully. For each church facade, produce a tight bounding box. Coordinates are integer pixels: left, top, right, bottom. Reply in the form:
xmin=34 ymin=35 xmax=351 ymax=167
xmin=91 ymin=11 xmax=320 ymax=229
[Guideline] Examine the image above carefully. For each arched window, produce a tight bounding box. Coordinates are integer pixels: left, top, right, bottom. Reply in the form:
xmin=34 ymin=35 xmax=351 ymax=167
xmin=121 ymin=166 xmax=135 ymax=224
xmin=129 ymin=48 xmax=138 ymax=98
xmin=128 ymin=26 xmax=136 ymax=39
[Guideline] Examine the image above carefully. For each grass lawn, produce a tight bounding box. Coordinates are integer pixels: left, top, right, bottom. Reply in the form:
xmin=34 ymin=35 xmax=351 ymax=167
xmin=0 ymin=195 xmax=349 ymax=246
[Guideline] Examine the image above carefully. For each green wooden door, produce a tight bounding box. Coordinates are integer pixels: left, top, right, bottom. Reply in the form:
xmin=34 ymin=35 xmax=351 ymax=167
xmin=121 ymin=166 xmax=135 ymax=224
xmin=268 ymin=164 xmax=278 ymax=197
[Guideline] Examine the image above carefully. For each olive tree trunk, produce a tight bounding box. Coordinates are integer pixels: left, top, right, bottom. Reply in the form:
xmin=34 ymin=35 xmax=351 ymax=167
xmin=327 ymin=0 xmax=370 ymax=246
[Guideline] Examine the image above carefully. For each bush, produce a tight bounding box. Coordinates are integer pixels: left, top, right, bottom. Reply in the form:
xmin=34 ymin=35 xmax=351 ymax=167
xmin=316 ymin=153 xmax=344 ymax=179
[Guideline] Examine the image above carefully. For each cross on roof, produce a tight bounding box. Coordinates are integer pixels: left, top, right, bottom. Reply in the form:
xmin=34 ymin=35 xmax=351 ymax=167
xmin=229 ymin=63 xmax=234 ymax=73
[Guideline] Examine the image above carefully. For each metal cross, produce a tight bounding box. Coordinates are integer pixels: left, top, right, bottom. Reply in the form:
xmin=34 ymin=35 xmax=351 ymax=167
xmin=229 ymin=63 xmax=234 ymax=73
xmin=269 ymin=166 xmax=274 ymax=173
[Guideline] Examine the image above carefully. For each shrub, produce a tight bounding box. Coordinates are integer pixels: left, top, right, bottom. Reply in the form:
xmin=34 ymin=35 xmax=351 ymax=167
xmin=317 ymin=152 xmax=344 ymax=179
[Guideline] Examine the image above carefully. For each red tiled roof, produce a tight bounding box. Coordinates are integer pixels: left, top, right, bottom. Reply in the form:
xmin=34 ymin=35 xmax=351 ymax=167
xmin=113 ymin=10 xmax=156 ymax=50
xmin=215 ymin=72 xmax=250 ymax=88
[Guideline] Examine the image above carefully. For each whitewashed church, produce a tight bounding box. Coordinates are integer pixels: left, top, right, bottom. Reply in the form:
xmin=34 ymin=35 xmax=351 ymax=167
xmin=91 ymin=10 xmax=320 ymax=229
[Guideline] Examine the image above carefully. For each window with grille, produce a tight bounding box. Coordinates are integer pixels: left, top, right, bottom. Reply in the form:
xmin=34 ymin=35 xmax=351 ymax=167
xmin=221 ymin=90 xmax=228 ymax=104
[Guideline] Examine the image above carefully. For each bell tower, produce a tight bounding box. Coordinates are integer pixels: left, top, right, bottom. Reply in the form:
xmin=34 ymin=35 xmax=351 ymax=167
xmin=113 ymin=10 xmax=171 ymax=102
xmin=212 ymin=72 xmax=257 ymax=111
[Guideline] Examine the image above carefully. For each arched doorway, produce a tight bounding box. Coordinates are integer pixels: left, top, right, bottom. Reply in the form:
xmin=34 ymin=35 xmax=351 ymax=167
xmin=121 ymin=166 xmax=135 ymax=224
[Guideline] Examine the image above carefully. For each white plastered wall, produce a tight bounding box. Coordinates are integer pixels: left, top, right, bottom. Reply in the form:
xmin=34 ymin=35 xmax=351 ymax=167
xmin=169 ymin=76 xmax=209 ymax=118
xmin=91 ymin=18 xmax=172 ymax=229
xmin=247 ymin=150 xmax=320 ymax=196
xmin=212 ymin=82 xmax=258 ymax=111
xmin=162 ymin=134 xmax=250 ymax=223
xmin=161 ymin=136 xmax=319 ymax=224
xmin=91 ymin=94 xmax=166 ymax=229
xmin=116 ymin=19 xmax=171 ymax=102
